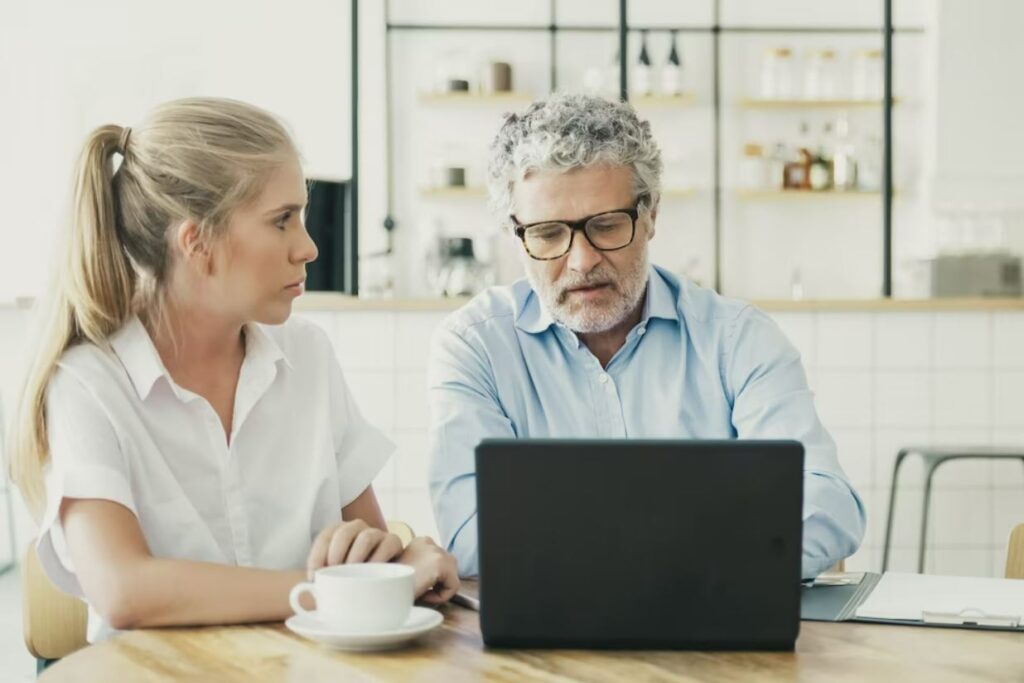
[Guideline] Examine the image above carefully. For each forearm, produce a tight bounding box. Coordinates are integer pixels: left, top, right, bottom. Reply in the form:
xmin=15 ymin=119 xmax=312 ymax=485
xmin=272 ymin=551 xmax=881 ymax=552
xmin=448 ymin=515 xmax=480 ymax=578
xmin=801 ymin=472 xmax=866 ymax=579
xmin=108 ymin=558 xmax=307 ymax=629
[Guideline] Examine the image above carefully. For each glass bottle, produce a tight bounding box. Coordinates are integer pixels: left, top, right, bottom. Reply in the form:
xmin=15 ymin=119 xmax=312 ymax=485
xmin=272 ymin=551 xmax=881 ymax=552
xmin=809 ymin=123 xmax=833 ymax=191
xmin=767 ymin=142 xmax=789 ymax=190
xmin=832 ymin=115 xmax=859 ymax=191
xmin=858 ymin=133 xmax=882 ymax=191
xmin=661 ymin=30 xmax=685 ymax=96
xmin=784 ymin=122 xmax=813 ymax=190
xmin=632 ymin=30 xmax=653 ymax=97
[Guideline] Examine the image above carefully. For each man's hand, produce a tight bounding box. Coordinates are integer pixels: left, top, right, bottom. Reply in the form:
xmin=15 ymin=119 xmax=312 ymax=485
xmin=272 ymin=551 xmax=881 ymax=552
xmin=397 ymin=537 xmax=460 ymax=605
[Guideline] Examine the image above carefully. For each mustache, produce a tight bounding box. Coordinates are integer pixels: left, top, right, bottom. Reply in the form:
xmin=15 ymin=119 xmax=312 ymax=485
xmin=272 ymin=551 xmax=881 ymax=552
xmin=555 ymin=269 xmax=620 ymax=303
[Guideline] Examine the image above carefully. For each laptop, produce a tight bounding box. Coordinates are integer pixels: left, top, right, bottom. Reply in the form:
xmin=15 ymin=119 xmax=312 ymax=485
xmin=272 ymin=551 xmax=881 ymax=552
xmin=474 ymin=438 xmax=805 ymax=650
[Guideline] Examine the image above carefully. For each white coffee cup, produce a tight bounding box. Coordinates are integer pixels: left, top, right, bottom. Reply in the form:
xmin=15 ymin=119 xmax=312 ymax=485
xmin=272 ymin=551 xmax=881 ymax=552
xmin=289 ymin=563 xmax=415 ymax=633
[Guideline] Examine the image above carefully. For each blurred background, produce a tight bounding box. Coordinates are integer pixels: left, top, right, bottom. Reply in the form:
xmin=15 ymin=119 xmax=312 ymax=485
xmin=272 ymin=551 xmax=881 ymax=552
xmin=2 ymin=1 xmax=1024 ymax=677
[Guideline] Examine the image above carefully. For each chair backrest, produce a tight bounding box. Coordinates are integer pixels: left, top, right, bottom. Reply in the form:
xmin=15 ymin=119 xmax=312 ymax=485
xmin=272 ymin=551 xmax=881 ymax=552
xmin=22 ymin=542 xmax=88 ymax=660
xmin=22 ymin=519 xmax=418 ymax=660
xmin=1006 ymin=523 xmax=1024 ymax=579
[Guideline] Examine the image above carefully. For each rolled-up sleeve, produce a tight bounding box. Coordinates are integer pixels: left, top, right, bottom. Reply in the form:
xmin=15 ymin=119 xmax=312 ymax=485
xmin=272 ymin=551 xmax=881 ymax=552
xmin=38 ymin=366 xmax=137 ymax=597
xmin=723 ymin=307 xmax=866 ymax=579
xmin=427 ymin=322 xmax=515 ymax=577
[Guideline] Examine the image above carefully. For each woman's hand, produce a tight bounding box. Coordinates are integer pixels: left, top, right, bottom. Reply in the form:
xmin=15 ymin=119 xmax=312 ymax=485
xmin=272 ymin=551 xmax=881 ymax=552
xmin=306 ymin=520 xmax=405 ymax=579
xmin=397 ymin=537 xmax=460 ymax=606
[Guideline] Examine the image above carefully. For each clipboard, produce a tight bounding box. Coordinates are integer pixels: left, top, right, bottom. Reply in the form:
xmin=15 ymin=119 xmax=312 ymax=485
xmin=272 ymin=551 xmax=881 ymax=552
xmin=802 ymin=571 xmax=1024 ymax=632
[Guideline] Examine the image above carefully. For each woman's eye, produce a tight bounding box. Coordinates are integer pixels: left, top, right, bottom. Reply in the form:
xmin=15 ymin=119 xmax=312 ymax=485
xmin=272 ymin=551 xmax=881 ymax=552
xmin=274 ymin=211 xmax=292 ymax=229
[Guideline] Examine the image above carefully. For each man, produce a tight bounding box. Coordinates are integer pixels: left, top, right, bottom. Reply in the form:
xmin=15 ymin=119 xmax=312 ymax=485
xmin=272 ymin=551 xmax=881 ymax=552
xmin=428 ymin=93 xmax=865 ymax=580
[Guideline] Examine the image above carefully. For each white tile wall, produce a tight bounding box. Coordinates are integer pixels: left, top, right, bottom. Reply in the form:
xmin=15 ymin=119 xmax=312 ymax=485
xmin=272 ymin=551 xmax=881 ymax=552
xmin=2 ymin=305 xmax=1024 ymax=580
xmin=933 ymin=313 xmax=992 ymax=369
xmin=873 ymin=313 xmax=932 ymax=370
xmin=932 ymin=370 xmax=992 ymax=428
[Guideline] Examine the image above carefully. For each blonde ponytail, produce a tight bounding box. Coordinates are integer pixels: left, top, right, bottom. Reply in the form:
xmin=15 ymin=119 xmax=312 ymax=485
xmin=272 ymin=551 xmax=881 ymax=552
xmin=7 ymin=98 xmax=296 ymax=517
xmin=8 ymin=126 xmax=135 ymax=516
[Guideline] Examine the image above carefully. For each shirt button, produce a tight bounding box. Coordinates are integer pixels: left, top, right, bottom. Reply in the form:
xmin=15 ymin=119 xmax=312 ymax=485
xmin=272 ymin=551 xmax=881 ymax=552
xmin=638 ymin=327 xmax=646 ymax=336
xmin=598 ymin=373 xmax=609 ymax=384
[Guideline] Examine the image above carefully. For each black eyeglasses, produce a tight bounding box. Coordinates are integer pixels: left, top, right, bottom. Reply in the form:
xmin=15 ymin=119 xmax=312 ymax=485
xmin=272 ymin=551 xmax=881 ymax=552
xmin=511 ymin=196 xmax=648 ymax=261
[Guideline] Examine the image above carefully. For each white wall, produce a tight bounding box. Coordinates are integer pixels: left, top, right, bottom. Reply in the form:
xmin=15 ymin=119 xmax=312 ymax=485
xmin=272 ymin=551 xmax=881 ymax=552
xmin=930 ymin=0 xmax=1024 ymax=209
xmin=0 ymin=0 xmax=352 ymax=304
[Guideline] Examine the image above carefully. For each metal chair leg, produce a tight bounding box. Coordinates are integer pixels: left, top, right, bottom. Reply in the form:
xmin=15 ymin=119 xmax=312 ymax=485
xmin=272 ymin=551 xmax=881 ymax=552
xmin=918 ymin=459 xmax=940 ymax=574
xmin=881 ymin=449 xmax=908 ymax=572
xmin=0 ymin=486 xmax=15 ymax=577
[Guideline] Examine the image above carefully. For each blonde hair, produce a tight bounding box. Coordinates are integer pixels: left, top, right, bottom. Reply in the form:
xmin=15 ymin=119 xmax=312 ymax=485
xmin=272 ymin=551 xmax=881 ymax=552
xmin=7 ymin=97 xmax=297 ymax=517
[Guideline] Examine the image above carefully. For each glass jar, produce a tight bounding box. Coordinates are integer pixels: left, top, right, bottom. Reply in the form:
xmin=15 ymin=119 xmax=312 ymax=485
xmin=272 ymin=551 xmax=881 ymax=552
xmin=739 ymin=143 xmax=767 ymax=190
xmin=759 ymin=47 xmax=796 ymax=100
xmin=804 ymin=49 xmax=840 ymax=101
xmin=852 ymin=48 xmax=884 ymax=101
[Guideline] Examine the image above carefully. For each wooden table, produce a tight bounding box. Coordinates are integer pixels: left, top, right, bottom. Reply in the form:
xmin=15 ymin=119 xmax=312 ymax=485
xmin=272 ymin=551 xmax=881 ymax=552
xmin=41 ymin=586 xmax=1024 ymax=683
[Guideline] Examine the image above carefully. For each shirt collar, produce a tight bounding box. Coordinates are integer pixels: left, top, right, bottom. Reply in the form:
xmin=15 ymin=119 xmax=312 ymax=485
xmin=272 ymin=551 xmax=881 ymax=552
xmin=109 ymin=316 xmax=172 ymax=400
xmin=109 ymin=316 xmax=292 ymax=402
xmin=514 ymin=265 xmax=680 ymax=336
xmin=643 ymin=265 xmax=681 ymax=324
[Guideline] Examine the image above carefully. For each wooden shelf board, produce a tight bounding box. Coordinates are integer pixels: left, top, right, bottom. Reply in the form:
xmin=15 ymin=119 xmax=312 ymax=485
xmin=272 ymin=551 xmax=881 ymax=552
xmin=418 ymin=91 xmax=532 ymax=105
xmin=737 ymin=98 xmax=900 ymax=109
xmin=735 ymin=189 xmax=884 ymax=200
xmin=632 ymin=93 xmax=698 ymax=107
xmin=419 ymin=186 xmax=488 ymax=199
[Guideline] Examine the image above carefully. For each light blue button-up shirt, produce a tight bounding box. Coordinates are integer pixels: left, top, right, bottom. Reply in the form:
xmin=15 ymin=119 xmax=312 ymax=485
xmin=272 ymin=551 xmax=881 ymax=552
xmin=428 ymin=265 xmax=865 ymax=580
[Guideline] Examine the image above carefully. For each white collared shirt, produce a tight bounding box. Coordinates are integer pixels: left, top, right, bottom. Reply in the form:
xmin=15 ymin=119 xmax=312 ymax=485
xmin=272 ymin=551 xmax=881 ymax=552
xmin=37 ymin=315 xmax=393 ymax=642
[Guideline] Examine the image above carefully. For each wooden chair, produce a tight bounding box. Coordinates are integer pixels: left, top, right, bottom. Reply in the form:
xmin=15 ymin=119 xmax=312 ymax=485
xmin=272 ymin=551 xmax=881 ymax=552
xmin=23 ymin=520 xmax=417 ymax=674
xmin=1006 ymin=523 xmax=1024 ymax=579
xmin=22 ymin=541 xmax=88 ymax=673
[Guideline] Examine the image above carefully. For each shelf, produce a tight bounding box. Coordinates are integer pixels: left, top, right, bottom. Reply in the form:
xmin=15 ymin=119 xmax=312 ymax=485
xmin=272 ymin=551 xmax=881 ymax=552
xmin=735 ymin=189 xmax=884 ymax=200
xmin=662 ymin=187 xmax=699 ymax=199
xmin=737 ymin=98 xmax=899 ymax=109
xmin=420 ymin=186 xmax=699 ymax=200
xmin=419 ymin=186 xmax=488 ymax=199
xmin=632 ymin=93 xmax=698 ymax=107
xmin=418 ymin=91 xmax=533 ymax=105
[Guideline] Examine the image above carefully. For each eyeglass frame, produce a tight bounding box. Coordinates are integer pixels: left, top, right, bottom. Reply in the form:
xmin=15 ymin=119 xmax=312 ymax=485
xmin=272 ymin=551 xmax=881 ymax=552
xmin=510 ymin=194 xmax=650 ymax=261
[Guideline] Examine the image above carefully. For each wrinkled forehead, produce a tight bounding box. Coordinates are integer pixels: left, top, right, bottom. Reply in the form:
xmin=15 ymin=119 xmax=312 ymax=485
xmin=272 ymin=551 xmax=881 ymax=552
xmin=512 ymin=164 xmax=635 ymax=223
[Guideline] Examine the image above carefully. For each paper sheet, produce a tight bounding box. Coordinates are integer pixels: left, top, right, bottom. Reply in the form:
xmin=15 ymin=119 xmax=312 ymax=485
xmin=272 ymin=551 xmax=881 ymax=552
xmin=855 ymin=572 xmax=1024 ymax=624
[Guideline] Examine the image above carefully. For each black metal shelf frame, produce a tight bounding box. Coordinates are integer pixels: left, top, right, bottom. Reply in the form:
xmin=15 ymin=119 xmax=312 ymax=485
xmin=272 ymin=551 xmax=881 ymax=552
xmin=373 ymin=0 xmax=912 ymax=296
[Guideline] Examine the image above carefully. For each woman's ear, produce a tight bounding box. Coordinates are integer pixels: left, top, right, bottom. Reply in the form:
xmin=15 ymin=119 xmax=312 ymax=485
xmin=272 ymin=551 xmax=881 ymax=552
xmin=174 ymin=219 xmax=212 ymax=272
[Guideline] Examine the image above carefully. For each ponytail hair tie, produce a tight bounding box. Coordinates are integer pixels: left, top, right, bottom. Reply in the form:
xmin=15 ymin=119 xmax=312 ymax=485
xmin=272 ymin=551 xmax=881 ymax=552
xmin=117 ymin=127 xmax=132 ymax=156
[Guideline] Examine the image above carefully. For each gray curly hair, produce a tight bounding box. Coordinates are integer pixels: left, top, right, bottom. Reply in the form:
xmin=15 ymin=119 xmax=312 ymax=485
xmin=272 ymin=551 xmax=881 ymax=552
xmin=486 ymin=93 xmax=663 ymax=227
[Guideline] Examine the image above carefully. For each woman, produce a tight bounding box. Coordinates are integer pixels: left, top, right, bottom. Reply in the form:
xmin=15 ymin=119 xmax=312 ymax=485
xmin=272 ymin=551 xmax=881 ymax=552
xmin=7 ymin=97 xmax=458 ymax=642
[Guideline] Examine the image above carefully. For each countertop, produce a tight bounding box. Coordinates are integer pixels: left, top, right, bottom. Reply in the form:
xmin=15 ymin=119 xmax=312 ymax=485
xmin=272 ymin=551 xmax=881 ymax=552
xmin=4 ymin=293 xmax=1024 ymax=313
xmin=294 ymin=292 xmax=1024 ymax=313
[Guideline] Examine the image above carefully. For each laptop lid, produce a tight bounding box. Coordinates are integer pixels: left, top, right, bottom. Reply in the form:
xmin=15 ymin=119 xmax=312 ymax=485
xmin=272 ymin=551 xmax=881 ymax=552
xmin=475 ymin=439 xmax=804 ymax=650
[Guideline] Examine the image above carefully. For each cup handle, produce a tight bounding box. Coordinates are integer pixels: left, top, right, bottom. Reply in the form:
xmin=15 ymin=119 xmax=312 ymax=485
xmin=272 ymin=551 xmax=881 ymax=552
xmin=289 ymin=582 xmax=316 ymax=617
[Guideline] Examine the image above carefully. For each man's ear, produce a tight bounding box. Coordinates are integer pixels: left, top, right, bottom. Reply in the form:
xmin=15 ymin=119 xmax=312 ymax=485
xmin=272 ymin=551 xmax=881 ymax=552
xmin=645 ymin=205 xmax=658 ymax=240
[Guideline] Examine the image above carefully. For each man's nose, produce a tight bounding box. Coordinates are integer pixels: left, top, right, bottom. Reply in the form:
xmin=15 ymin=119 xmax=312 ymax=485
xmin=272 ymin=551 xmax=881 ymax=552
xmin=565 ymin=230 xmax=602 ymax=274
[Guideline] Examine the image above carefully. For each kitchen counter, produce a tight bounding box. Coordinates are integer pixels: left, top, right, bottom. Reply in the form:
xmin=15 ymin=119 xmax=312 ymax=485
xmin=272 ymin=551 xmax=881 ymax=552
xmin=5 ymin=294 xmax=1023 ymax=313
xmin=294 ymin=292 xmax=1024 ymax=313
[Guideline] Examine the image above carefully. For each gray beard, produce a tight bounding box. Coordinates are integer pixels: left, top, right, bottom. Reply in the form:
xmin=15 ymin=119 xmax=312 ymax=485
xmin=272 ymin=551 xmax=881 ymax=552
xmin=530 ymin=251 xmax=650 ymax=334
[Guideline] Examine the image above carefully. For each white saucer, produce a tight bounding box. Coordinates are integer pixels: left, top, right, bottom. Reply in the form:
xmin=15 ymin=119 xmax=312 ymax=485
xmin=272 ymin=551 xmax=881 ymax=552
xmin=285 ymin=606 xmax=444 ymax=652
